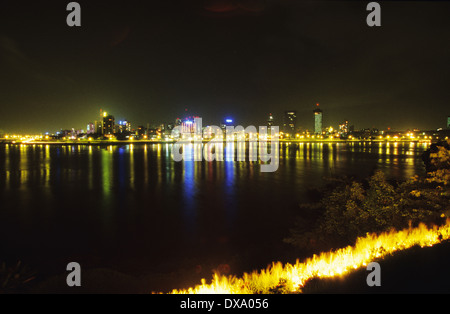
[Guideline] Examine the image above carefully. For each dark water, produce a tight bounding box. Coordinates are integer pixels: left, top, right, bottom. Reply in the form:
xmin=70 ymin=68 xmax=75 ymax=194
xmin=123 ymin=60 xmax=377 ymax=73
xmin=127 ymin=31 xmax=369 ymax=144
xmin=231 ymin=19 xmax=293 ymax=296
xmin=0 ymin=141 xmax=429 ymax=286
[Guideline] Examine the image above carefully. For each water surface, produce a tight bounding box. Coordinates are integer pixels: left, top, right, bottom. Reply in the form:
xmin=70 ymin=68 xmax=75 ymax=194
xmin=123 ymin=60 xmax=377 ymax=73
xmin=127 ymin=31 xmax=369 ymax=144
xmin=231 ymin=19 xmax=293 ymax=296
xmin=0 ymin=141 xmax=429 ymax=282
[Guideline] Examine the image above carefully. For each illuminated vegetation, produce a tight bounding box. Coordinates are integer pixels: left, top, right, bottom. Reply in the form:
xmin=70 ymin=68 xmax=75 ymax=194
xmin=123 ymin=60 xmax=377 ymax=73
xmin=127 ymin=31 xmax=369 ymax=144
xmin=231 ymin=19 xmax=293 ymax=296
xmin=170 ymin=220 xmax=450 ymax=294
xmin=169 ymin=140 xmax=450 ymax=294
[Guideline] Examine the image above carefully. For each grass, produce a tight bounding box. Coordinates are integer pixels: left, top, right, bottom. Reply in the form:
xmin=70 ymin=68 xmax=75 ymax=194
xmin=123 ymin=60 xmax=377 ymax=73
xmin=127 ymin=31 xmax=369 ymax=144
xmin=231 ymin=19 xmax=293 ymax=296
xmin=302 ymin=240 xmax=450 ymax=294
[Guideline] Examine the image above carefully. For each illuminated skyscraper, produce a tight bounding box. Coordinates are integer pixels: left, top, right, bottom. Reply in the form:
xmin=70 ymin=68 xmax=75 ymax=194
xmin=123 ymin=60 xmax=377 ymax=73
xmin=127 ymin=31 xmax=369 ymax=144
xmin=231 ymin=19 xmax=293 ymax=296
xmin=313 ymin=103 xmax=323 ymax=134
xmin=102 ymin=112 xmax=115 ymax=136
xmin=267 ymin=113 xmax=274 ymax=127
xmin=117 ymin=120 xmax=131 ymax=133
xmin=283 ymin=111 xmax=296 ymax=135
xmin=180 ymin=116 xmax=201 ymax=139
xmin=267 ymin=113 xmax=275 ymax=137
xmin=220 ymin=118 xmax=234 ymax=131
xmin=339 ymin=120 xmax=349 ymax=136
xmin=86 ymin=122 xmax=95 ymax=134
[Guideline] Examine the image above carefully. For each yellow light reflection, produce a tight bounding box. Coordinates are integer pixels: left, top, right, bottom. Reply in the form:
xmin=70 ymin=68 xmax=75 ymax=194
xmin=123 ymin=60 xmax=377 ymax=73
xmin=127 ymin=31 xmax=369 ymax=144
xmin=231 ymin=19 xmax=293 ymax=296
xmin=170 ymin=220 xmax=450 ymax=294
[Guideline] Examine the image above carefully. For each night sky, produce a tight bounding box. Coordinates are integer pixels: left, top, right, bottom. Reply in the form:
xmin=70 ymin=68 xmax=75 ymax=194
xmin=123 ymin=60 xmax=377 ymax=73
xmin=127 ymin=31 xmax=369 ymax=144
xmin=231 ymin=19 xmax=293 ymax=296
xmin=0 ymin=0 xmax=449 ymax=134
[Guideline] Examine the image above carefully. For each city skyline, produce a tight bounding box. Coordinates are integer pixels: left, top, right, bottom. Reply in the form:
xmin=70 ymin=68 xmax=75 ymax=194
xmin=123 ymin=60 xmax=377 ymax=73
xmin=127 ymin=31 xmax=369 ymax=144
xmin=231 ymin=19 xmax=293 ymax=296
xmin=1 ymin=103 xmax=448 ymax=138
xmin=1 ymin=1 xmax=449 ymax=133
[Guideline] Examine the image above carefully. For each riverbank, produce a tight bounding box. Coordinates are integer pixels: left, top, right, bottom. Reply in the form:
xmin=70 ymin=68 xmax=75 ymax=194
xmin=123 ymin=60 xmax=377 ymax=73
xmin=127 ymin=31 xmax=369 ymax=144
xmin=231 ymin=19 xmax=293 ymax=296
xmin=0 ymin=138 xmax=429 ymax=146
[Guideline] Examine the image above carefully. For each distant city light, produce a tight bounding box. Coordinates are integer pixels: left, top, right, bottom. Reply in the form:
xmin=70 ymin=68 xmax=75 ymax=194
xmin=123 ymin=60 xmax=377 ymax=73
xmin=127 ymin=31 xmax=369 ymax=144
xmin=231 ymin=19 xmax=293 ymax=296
xmin=225 ymin=119 xmax=233 ymax=124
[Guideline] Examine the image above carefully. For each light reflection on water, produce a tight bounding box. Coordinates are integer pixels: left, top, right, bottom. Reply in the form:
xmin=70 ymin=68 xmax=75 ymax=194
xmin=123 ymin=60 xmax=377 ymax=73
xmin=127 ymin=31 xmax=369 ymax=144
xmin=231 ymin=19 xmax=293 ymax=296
xmin=0 ymin=142 xmax=429 ymax=275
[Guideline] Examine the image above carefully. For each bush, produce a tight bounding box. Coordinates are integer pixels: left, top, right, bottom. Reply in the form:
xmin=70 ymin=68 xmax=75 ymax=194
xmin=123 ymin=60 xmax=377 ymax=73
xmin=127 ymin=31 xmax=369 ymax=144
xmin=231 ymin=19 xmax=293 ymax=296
xmin=284 ymin=140 xmax=450 ymax=251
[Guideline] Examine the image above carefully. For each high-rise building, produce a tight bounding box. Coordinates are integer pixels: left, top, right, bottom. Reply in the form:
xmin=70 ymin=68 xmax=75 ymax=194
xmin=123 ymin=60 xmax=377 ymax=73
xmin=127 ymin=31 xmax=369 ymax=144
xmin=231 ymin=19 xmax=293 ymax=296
xmin=267 ymin=113 xmax=274 ymax=127
xmin=180 ymin=116 xmax=201 ymax=138
xmin=102 ymin=112 xmax=115 ymax=136
xmin=136 ymin=126 xmax=147 ymax=138
xmin=161 ymin=122 xmax=174 ymax=136
xmin=267 ymin=113 xmax=275 ymax=136
xmin=220 ymin=118 xmax=234 ymax=130
xmin=283 ymin=111 xmax=296 ymax=135
xmin=94 ymin=121 xmax=102 ymax=134
xmin=447 ymin=116 xmax=450 ymax=129
xmin=86 ymin=122 xmax=95 ymax=134
xmin=313 ymin=103 xmax=323 ymax=134
xmin=339 ymin=120 xmax=349 ymax=136
xmin=117 ymin=120 xmax=131 ymax=133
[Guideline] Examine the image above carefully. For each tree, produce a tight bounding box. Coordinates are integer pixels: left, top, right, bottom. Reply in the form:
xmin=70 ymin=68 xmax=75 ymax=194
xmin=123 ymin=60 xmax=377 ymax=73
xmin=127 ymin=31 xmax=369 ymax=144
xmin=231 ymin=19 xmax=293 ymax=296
xmin=284 ymin=140 xmax=450 ymax=251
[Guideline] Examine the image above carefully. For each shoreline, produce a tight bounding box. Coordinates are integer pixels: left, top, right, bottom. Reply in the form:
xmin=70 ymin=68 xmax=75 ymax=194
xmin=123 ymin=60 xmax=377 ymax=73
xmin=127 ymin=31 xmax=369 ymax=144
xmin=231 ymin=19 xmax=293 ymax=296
xmin=0 ymin=139 xmax=429 ymax=146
